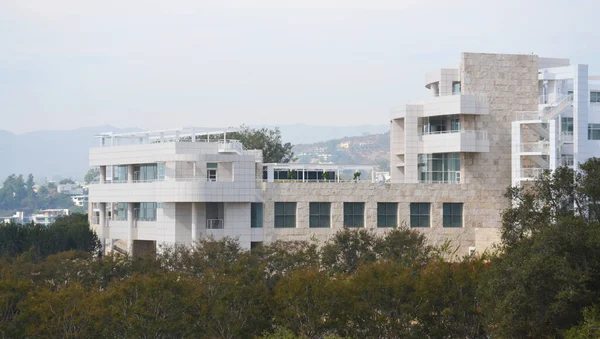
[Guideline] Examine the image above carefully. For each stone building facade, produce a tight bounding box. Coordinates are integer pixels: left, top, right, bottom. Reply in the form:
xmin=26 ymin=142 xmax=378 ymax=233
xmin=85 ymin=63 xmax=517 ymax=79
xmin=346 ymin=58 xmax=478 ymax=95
xmin=89 ymin=52 xmax=598 ymax=257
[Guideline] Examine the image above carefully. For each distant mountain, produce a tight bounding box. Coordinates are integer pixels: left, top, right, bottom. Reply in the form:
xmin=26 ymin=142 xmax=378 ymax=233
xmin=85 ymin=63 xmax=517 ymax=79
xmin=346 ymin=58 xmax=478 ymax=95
xmin=0 ymin=124 xmax=389 ymax=183
xmin=0 ymin=125 xmax=140 ymax=183
xmin=269 ymin=124 xmax=389 ymax=145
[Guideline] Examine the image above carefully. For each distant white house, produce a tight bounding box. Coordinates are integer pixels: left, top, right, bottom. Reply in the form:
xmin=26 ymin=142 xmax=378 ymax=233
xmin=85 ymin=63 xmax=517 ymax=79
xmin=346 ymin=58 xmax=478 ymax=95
xmin=32 ymin=209 xmax=70 ymax=226
xmin=72 ymin=195 xmax=88 ymax=207
xmin=57 ymin=183 xmax=84 ymax=195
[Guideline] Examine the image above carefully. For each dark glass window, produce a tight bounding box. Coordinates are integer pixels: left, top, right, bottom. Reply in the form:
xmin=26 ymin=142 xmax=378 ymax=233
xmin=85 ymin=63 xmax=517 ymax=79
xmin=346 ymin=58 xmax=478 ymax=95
xmin=377 ymin=203 xmax=398 ymax=228
xmin=274 ymin=202 xmax=296 ymax=228
xmin=309 ymin=202 xmax=331 ymax=228
xmin=410 ymin=203 xmax=430 ymax=227
xmin=251 ymin=203 xmax=263 ymax=228
xmin=443 ymin=203 xmax=463 ymax=227
xmin=344 ymin=202 xmax=364 ymax=228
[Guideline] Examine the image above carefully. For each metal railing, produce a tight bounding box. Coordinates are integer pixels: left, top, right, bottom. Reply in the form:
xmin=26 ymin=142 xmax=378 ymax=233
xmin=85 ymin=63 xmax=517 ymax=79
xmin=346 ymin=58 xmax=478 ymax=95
xmin=560 ymin=131 xmax=573 ymax=142
xmin=207 ymin=219 xmax=224 ymax=229
xmin=520 ymin=141 xmax=549 ymax=153
xmin=218 ymin=140 xmax=245 ymax=153
xmin=421 ymin=129 xmax=488 ymax=140
xmin=560 ymin=155 xmax=574 ymax=167
xmin=521 ymin=168 xmax=545 ymax=178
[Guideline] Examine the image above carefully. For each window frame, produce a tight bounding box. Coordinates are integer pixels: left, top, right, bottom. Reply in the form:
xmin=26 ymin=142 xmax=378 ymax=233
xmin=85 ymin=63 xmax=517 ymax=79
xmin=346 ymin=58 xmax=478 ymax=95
xmin=274 ymin=202 xmax=297 ymax=228
xmin=343 ymin=202 xmax=365 ymax=228
xmin=443 ymin=203 xmax=463 ymax=228
xmin=589 ymin=123 xmax=600 ymax=140
xmin=251 ymin=203 xmax=263 ymax=228
xmin=377 ymin=202 xmax=398 ymax=228
xmin=410 ymin=202 xmax=431 ymax=228
xmin=309 ymin=202 xmax=331 ymax=228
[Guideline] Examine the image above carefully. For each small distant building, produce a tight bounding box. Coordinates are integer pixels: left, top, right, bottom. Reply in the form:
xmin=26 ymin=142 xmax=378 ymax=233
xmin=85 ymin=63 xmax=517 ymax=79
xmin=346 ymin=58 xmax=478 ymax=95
xmin=72 ymin=195 xmax=89 ymax=207
xmin=32 ymin=209 xmax=70 ymax=226
xmin=1 ymin=211 xmax=26 ymax=224
xmin=57 ymin=183 xmax=84 ymax=195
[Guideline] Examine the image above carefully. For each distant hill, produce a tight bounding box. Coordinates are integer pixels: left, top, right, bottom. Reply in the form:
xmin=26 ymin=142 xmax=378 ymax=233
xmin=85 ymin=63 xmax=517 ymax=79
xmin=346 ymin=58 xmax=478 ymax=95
xmin=0 ymin=125 xmax=140 ymax=183
xmin=293 ymin=131 xmax=390 ymax=170
xmin=0 ymin=124 xmax=389 ymax=183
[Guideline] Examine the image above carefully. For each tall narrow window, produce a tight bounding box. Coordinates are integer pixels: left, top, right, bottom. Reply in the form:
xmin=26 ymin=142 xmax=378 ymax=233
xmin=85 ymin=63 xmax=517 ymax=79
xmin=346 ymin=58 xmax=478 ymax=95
xmin=561 ymin=118 xmax=573 ymax=134
xmin=410 ymin=203 xmax=430 ymax=228
xmin=377 ymin=203 xmax=398 ymax=228
xmin=443 ymin=203 xmax=463 ymax=228
xmin=309 ymin=202 xmax=331 ymax=228
xmin=157 ymin=163 xmax=165 ymax=180
xmin=452 ymin=81 xmax=461 ymax=94
xmin=344 ymin=202 xmax=364 ymax=228
xmin=251 ymin=203 xmax=263 ymax=228
xmin=274 ymin=202 xmax=296 ymax=228
xmin=207 ymin=163 xmax=218 ymax=181
xmin=591 ymin=92 xmax=600 ymax=103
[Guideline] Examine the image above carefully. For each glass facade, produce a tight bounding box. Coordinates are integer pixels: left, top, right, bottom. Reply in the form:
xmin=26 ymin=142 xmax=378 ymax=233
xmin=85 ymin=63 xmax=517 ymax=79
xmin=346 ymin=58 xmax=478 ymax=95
xmin=443 ymin=203 xmax=463 ymax=227
xmin=418 ymin=153 xmax=461 ymax=183
xmin=377 ymin=203 xmax=397 ymax=228
xmin=591 ymin=92 xmax=600 ymax=103
xmin=344 ymin=202 xmax=364 ymax=228
xmin=134 ymin=164 xmax=158 ymax=182
xmin=115 ymin=202 xmax=128 ymax=221
xmin=410 ymin=203 xmax=430 ymax=228
xmin=562 ymin=118 xmax=573 ymax=133
xmin=422 ymin=116 xmax=460 ymax=135
xmin=309 ymin=202 xmax=331 ymax=228
xmin=112 ymin=165 xmax=128 ymax=182
xmin=589 ymin=124 xmax=600 ymax=140
xmin=274 ymin=202 xmax=296 ymax=228
xmin=133 ymin=202 xmax=157 ymax=221
xmin=251 ymin=203 xmax=263 ymax=228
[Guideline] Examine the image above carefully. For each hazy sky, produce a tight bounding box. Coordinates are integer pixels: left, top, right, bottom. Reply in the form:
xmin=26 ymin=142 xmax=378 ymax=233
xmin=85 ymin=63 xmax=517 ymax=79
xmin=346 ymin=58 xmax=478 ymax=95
xmin=1 ymin=0 xmax=599 ymax=134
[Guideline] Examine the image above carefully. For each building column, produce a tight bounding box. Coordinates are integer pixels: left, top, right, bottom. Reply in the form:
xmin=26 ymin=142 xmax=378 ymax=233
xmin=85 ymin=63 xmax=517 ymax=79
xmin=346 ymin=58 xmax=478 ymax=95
xmin=128 ymin=164 xmax=134 ymax=183
xmin=191 ymin=202 xmax=198 ymax=244
xmin=128 ymin=202 xmax=134 ymax=254
xmin=98 ymin=202 xmax=106 ymax=254
xmin=99 ymin=166 xmax=106 ymax=184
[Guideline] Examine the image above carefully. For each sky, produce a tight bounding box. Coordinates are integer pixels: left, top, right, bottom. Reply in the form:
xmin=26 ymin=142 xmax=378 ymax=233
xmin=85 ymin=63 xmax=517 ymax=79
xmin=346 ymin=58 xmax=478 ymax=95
xmin=1 ymin=0 xmax=599 ymax=134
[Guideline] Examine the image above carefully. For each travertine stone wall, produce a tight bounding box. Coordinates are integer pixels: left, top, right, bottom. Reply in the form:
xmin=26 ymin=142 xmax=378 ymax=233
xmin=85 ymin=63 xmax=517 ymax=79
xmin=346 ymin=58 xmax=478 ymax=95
xmin=460 ymin=52 xmax=539 ymax=228
xmin=262 ymin=182 xmax=501 ymax=256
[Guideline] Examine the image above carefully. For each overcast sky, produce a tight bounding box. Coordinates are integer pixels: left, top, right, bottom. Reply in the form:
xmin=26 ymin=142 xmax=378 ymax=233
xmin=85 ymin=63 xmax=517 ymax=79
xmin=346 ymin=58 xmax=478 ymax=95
xmin=1 ymin=0 xmax=599 ymax=134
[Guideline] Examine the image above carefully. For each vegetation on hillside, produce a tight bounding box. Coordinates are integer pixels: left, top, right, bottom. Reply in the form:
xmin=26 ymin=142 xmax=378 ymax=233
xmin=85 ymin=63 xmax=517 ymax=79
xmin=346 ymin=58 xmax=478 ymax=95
xmin=0 ymin=174 xmax=77 ymax=215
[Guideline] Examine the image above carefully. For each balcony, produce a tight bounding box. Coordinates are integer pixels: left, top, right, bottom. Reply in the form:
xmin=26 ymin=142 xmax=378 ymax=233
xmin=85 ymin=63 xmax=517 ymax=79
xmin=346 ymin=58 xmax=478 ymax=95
xmin=207 ymin=219 xmax=224 ymax=229
xmin=520 ymin=168 xmax=545 ymax=180
xmin=519 ymin=141 xmax=549 ymax=154
xmin=418 ymin=130 xmax=490 ymax=153
xmin=390 ymin=93 xmax=489 ymax=120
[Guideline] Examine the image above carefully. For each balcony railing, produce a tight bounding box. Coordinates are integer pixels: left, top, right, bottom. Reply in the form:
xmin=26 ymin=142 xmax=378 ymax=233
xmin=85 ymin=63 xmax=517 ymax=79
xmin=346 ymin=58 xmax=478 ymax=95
xmin=520 ymin=142 xmax=549 ymax=153
xmin=560 ymin=155 xmax=574 ymax=167
xmin=207 ymin=219 xmax=224 ymax=229
xmin=421 ymin=129 xmax=488 ymax=140
xmin=521 ymin=168 xmax=545 ymax=178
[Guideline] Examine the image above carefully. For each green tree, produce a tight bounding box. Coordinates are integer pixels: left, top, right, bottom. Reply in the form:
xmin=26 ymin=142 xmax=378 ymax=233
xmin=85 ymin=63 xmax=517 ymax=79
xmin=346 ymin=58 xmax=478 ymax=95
xmin=200 ymin=125 xmax=295 ymax=163
xmin=84 ymin=167 xmax=100 ymax=185
xmin=59 ymin=178 xmax=75 ymax=185
xmin=479 ymin=159 xmax=600 ymax=337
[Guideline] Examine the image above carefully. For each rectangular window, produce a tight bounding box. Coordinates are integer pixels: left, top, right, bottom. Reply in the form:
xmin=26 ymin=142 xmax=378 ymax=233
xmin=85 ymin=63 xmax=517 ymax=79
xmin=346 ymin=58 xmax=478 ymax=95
xmin=133 ymin=202 xmax=157 ymax=221
xmin=134 ymin=164 xmax=158 ymax=182
xmin=157 ymin=163 xmax=165 ymax=180
xmin=452 ymin=81 xmax=461 ymax=94
xmin=116 ymin=202 xmax=128 ymax=221
xmin=418 ymin=153 xmax=461 ymax=183
xmin=410 ymin=203 xmax=430 ymax=228
xmin=207 ymin=163 xmax=217 ymax=181
xmin=443 ymin=203 xmax=463 ymax=228
xmin=589 ymin=124 xmax=600 ymax=140
xmin=591 ymin=92 xmax=600 ymax=103
xmin=561 ymin=117 xmax=573 ymax=133
xmin=112 ymin=165 xmax=128 ymax=183
xmin=344 ymin=202 xmax=364 ymax=228
xmin=377 ymin=203 xmax=398 ymax=228
xmin=251 ymin=203 xmax=263 ymax=228
xmin=274 ymin=202 xmax=296 ymax=228
xmin=309 ymin=202 xmax=331 ymax=228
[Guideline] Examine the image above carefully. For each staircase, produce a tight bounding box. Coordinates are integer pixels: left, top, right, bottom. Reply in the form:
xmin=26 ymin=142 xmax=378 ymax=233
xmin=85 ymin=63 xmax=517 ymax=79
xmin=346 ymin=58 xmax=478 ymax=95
xmin=541 ymin=94 xmax=573 ymax=121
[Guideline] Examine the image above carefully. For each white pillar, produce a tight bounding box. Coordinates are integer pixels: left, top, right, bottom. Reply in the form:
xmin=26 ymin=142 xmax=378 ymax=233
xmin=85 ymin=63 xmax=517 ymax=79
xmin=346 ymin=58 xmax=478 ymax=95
xmin=98 ymin=202 xmax=106 ymax=254
xmin=128 ymin=164 xmax=134 ymax=183
xmin=99 ymin=166 xmax=106 ymax=184
xmin=128 ymin=203 xmax=134 ymax=254
xmin=191 ymin=202 xmax=197 ymax=244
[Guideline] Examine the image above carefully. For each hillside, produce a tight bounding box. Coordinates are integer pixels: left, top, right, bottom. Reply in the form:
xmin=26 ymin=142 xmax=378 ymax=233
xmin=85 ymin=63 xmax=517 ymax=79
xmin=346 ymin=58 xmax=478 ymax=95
xmin=293 ymin=131 xmax=390 ymax=170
